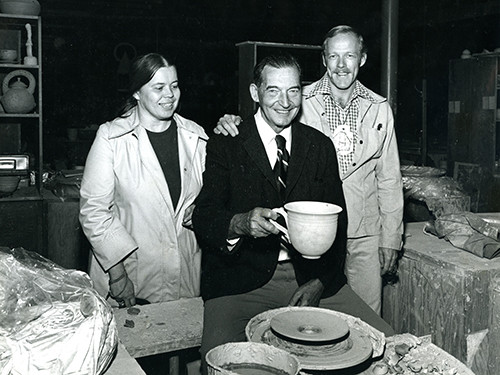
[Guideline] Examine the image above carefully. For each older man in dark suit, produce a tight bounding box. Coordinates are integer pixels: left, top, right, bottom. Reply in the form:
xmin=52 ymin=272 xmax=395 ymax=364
xmin=192 ymin=53 xmax=393 ymax=373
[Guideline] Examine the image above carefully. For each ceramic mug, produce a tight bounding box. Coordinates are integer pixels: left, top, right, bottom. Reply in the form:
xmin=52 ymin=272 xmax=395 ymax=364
xmin=271 ymin=201 xmax=342 ymax=259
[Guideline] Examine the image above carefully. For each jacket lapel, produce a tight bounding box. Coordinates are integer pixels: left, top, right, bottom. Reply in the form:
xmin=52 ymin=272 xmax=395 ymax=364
xmin=286 ymin=121 xmax=311 ymax=199
xmin=242 ymin=118 xmax=280 ymax=193
xmin=176 ymin=116 xmax=207 ymax=215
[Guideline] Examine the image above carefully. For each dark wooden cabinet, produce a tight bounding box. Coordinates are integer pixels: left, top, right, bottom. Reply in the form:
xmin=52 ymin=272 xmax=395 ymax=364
xmin=0 ymin=189 xmax=90 ymax=271
xmin=0 ymin=191 xmax=45 ymax=255
xmin=45 ymin=196 xmax=89 ymax=271
xmin=447 ymin=54 xmax=500 ymax=211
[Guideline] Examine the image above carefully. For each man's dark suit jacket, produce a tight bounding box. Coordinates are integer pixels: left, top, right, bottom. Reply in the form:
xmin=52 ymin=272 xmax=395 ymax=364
xmin=192 ymin=116 xmax=348 ymax=301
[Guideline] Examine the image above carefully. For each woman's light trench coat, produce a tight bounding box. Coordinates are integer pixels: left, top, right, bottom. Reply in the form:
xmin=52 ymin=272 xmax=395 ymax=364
xmin=79 ymin=109 xmax=208 ymax=303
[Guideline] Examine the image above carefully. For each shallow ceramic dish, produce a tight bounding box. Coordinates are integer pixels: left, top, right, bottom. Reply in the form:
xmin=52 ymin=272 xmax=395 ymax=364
xmin=270 ymin=309 xmax=349 ymax=342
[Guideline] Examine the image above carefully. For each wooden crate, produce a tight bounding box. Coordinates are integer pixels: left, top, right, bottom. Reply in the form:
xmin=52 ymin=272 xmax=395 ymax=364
xmin=383 ymin=222 xmax=500 ymax=375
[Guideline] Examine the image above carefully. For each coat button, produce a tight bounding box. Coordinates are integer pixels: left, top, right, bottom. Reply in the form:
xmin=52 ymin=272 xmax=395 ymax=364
xmin=353 ymin=163 xmax=357 ymax=166
xmin=359 ymin=140 xmax=363 ymax=144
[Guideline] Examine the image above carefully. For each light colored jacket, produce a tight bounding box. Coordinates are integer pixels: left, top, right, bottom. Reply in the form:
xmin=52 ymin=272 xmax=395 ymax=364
xmin=300 ymin=79 xmax=403 ymax=250
xmin=79 ymin=109 xmax=208 ymax=303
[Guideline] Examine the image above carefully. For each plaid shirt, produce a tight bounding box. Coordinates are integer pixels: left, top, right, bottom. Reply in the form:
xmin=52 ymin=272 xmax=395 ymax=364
xmin=307 ymin=76 xmax=376 ymax=175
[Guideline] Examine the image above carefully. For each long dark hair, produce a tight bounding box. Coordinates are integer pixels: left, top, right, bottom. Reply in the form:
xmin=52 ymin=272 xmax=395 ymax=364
xmin=117 ymin=53 xmax=176 ymax=118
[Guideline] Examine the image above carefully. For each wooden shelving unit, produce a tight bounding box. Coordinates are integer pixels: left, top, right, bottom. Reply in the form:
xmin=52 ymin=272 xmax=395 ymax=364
xmin=0 ymin=14 xmax=45 ymax=253
xmin=0 ymin=13 xmax=42 ymax=192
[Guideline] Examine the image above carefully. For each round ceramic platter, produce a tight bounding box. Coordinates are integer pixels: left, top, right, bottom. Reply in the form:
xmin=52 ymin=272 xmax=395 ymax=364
xmin=270 ymin=309 xmax=349 ymax=342
xmin=246 ymin=307 xmax=373 ymax=370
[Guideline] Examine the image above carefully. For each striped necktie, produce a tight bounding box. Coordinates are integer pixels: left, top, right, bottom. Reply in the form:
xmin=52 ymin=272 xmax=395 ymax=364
xmin=274 ymin=135 xmax=289 ymax=200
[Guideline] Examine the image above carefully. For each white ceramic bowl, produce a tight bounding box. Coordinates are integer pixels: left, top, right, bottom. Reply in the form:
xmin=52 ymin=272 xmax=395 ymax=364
xmin=0 ymin=49 xmax=17 ymax=62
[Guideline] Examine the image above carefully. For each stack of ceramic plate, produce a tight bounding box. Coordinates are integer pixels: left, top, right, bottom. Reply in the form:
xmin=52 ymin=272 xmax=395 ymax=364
xmin=246 ymin=306 xmax=378 ymax=372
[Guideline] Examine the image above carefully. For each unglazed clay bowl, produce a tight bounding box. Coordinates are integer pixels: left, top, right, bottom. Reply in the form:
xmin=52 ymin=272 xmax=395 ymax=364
xmin=0 ymin=49 xmax=17 ymax=62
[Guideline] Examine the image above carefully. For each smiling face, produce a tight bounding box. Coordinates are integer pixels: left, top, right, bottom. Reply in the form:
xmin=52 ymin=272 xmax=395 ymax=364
xmin=134 ymin=65 xmax=180 ymax=125
xmin=322 ymin=32 xmax=367 ymax=101
xmin=250 ymin=65 xmax=301 ymax=133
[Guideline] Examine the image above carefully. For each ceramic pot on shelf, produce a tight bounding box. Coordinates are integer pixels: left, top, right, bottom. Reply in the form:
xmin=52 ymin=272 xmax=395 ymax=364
xmin=1 ymin=69 xmax=36 ymax=114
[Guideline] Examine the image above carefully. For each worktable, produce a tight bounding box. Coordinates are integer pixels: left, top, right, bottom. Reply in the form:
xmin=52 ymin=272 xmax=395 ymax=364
xmin=383 ymin=221 xmax=500 ymax=375
xmin=113 ymin=297 xmax=204 ymax=374
xmin=111 ymin=296 xmax=473 ymax=375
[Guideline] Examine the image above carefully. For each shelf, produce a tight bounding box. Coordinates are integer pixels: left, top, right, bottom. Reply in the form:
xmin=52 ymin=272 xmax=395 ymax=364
xmin=0 ymin=63 xmax=39 ymax=68
xmin=0 ymin=14 xmax=39 ymax=21
xmin=0 ymin=113 xmax=40 ymax=118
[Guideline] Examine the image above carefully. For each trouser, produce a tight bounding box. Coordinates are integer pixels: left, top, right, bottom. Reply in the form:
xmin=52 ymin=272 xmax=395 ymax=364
xmin=199 ymin=261 xmax=394 ymax=374
xmin=345 ymin=235 xmax=382 ymax=315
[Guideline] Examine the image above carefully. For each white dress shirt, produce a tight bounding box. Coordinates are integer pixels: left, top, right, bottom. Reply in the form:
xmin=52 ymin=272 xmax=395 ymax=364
xmin=228 ymin=109 xmax=292 ymax=261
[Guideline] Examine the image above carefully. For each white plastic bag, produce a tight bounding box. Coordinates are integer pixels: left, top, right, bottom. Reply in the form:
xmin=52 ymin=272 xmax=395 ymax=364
xmin=0 ymin=247 xmax=117 ymax=375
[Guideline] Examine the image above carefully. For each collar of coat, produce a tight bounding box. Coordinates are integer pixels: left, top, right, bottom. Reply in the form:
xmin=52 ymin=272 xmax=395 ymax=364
xmin=106 ymin=107 xmax=208 ymax=141
xmin=303 ymin=74 xmax=386 ymax=105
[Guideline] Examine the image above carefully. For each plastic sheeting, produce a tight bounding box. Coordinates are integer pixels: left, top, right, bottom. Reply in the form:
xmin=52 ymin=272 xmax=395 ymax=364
xmin=401 ymin=166 xmax=470 ymax=218
xmin=424 ymin=212 xmax=500 ymax=259
xmin=0 ymin=247 xmax=117 ymax=374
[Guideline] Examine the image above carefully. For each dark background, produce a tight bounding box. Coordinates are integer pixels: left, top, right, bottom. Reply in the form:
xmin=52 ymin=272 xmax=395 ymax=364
xmin=39 ymin=0 xmax=499 ymax=167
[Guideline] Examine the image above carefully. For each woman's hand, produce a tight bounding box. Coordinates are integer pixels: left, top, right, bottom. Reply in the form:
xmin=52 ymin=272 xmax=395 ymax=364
xmin=108 ymin=263 xmax=136 ymax=307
